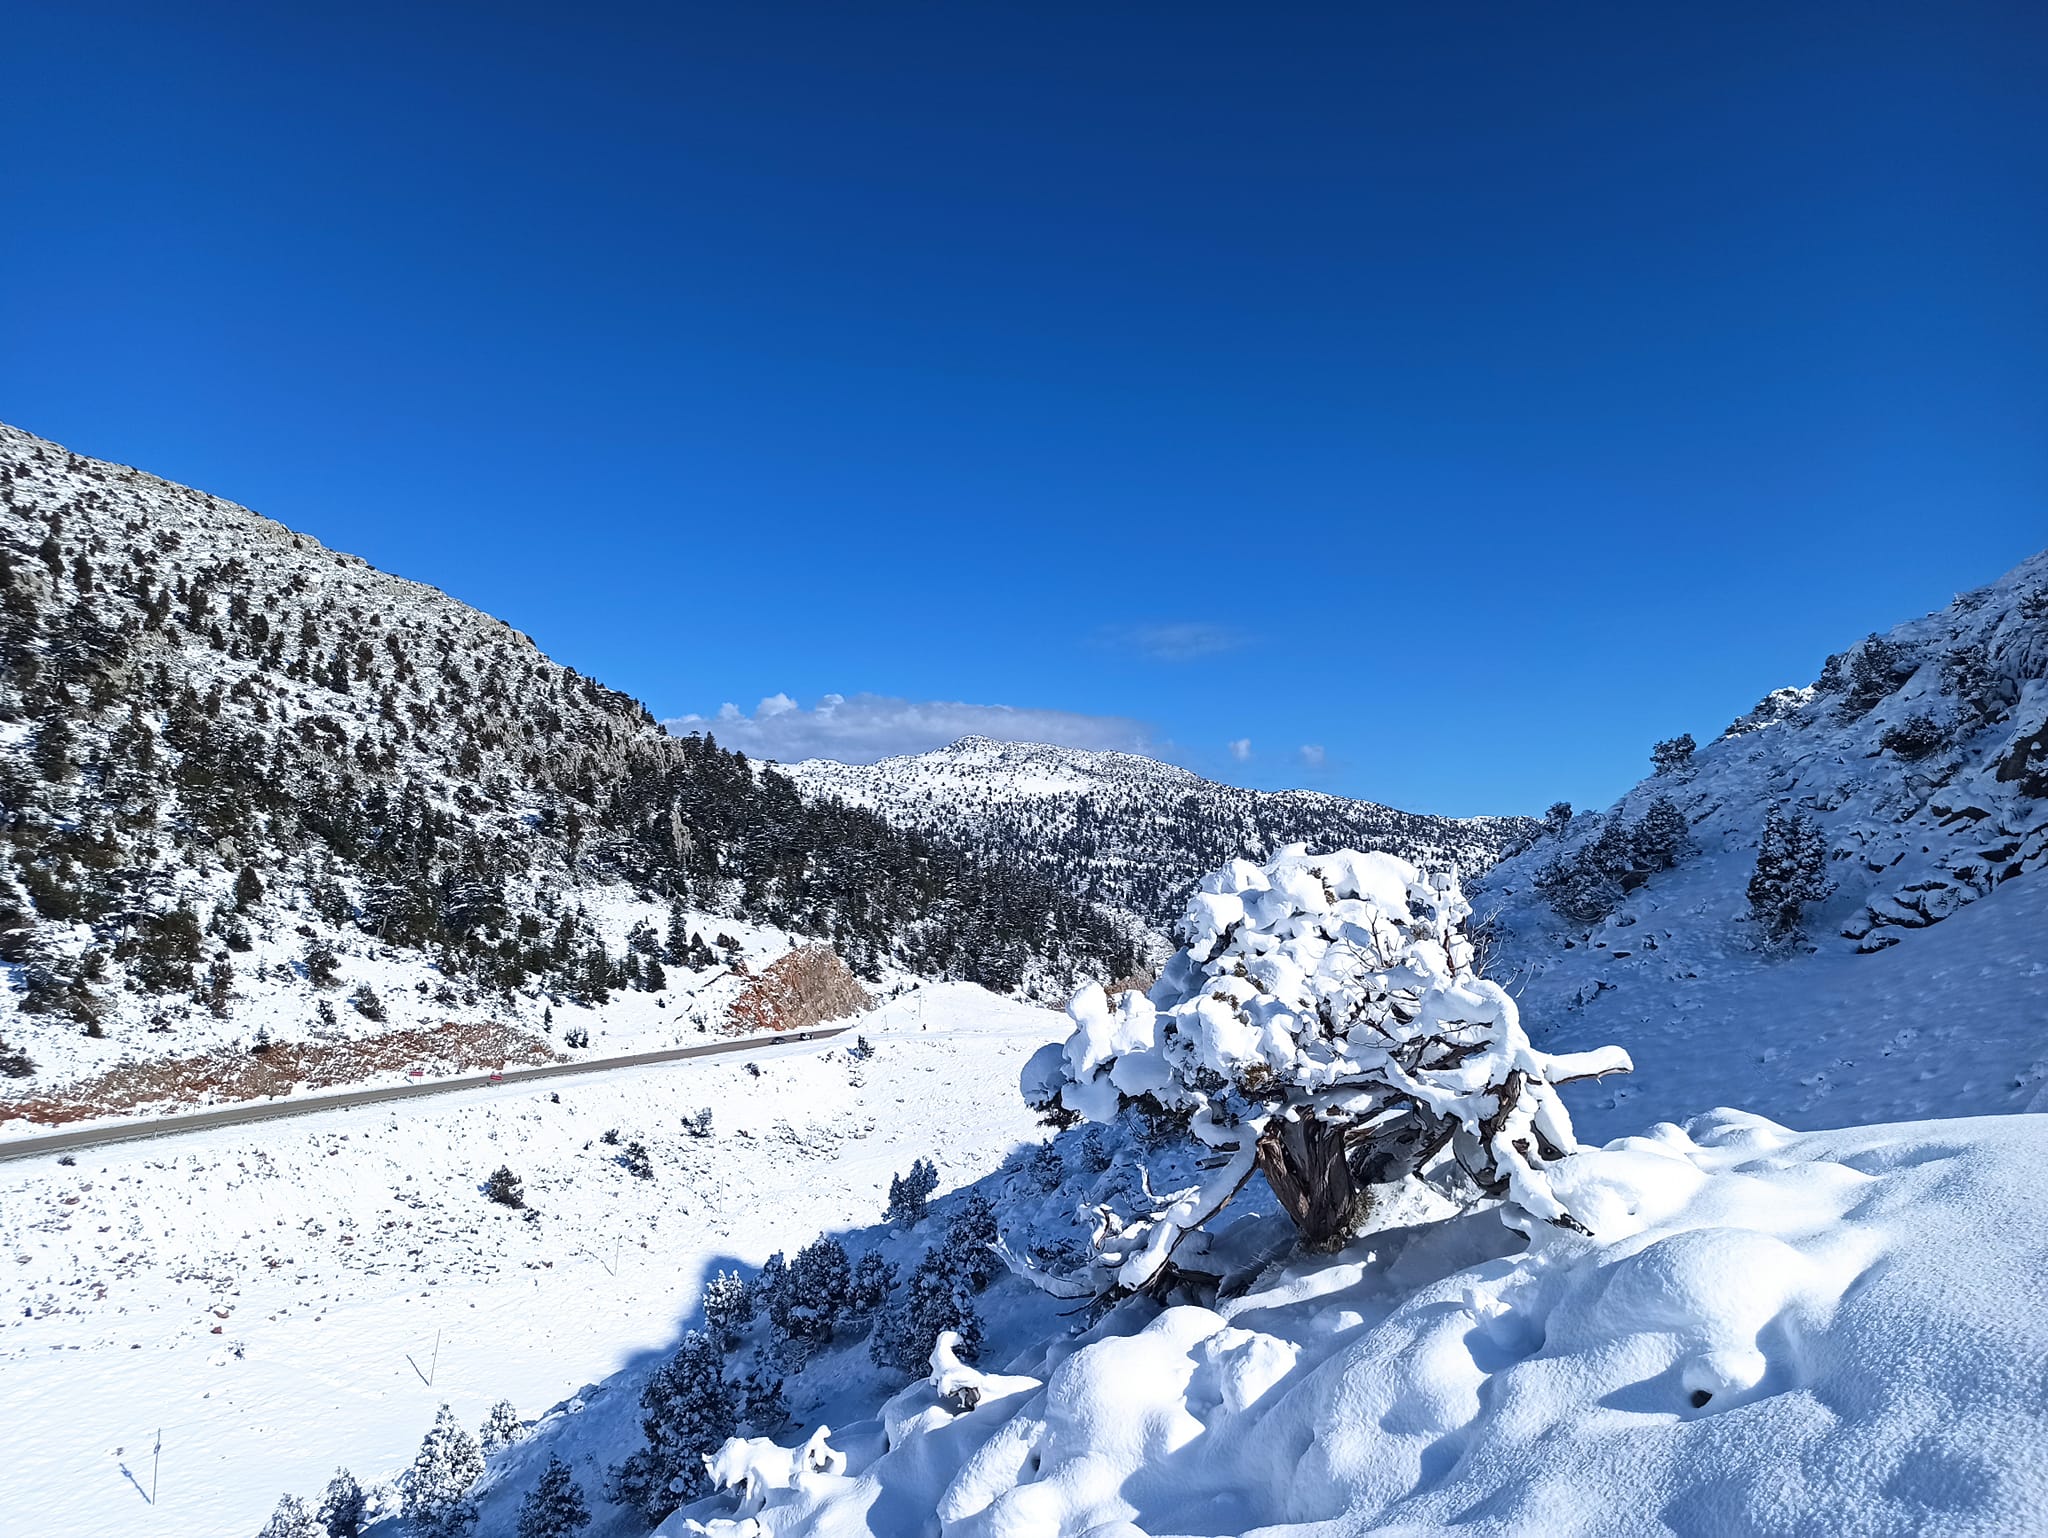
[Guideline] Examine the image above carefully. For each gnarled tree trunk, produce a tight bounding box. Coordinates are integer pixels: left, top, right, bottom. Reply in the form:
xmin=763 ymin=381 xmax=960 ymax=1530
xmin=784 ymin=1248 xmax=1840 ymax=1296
xmin=1257 ymin=1115 xmax=1367 ymax=1250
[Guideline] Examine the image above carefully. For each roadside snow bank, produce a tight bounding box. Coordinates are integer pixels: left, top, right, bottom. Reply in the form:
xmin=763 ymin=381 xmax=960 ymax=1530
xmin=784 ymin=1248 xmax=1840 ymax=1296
xmin=669 ymin=1111 xmax=2048 ymax=1537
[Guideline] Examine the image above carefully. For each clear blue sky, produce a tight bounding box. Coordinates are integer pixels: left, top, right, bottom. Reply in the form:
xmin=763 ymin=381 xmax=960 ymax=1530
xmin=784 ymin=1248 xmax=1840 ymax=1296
xmin=4 ymin=2 xmax=2043 ymax=815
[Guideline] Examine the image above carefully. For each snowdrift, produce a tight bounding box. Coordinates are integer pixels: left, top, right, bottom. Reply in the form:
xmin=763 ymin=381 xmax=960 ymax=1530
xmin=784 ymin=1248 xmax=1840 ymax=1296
xmin=667 ymin=1110 xmax=2048 ymax=1537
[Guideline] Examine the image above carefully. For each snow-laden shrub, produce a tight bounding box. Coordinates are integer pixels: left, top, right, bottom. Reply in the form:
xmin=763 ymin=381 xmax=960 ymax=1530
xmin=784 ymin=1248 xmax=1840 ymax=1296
xmin=1650 ymin=733 xmax=1695 ymax=774
xmin=702 ymin=1268 xmax=754 ymax=1348
xmin=1020 ymin=846 xmax=1631 ymax=1297
xmin=400 ymin=1404 xmax=484 ymax=1537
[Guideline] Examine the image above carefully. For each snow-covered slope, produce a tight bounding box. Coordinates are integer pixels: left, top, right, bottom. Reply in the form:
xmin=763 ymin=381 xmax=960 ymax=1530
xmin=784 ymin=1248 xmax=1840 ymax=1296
xmin=1477 ymin=547 xmax=2048 ymax=1140
xmin=785 ymin=736 xmax=1533 ymax=932
xmin=0 ymin=981 xmax=1067 ymax=1538
xmin=674 ymin=1108 xmax=2048 ymax=1537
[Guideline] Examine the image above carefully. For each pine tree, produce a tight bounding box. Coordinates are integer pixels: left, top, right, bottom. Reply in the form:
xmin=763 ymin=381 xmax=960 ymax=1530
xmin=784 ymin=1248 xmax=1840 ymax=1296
xmin=484 ymin=1166 xmax=525 ymax=1209
xmin=869 ymin=1245 xmax=984 ymax=1376
xmin=886 ymin=1158 xmax=939 ymax=1225
xmin=516 ymin=1455 xmax=590 ymax=1538
xmin=256 ymin=1492 xmax=324 ymax=1538
xmin=943 ymin=1191 xmax=1003 ymax=1292
xmin=1650 ymin=733 xmax=1696 ymax=775
xmin=604 ymin=1331 xmax=736 ymax=1520
xmin=317 ymin=1468 xmax=366 ymax=1538
xmin=1747 ymin=807 xmax=1833 ymax=941
xmin=401 ymin=1403 xmax=484 ymax=1537
xmin=478 ymin=1397 xmax=523 ymax=1452
xmin=701 ymin=1268 xmax=754 ymax=1348
xmin=1631 ymin=795 xmax=1693 ymax=873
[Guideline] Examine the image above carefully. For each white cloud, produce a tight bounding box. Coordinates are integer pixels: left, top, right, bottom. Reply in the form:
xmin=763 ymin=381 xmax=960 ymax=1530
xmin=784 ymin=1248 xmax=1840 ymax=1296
xmin=665 ymin=692 xmax=1155 ymax=764
xmin=1299 ymin=744 xmax=1327 ymax=770
xmin=1105 ymin=622 xmax=1249 ymax=662
xmin=1228 ymin=737 xmax=1252 ymax=762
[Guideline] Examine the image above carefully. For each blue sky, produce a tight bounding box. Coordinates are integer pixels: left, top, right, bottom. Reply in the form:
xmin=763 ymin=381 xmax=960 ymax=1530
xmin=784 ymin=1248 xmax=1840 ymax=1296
xmin=4 ymin=2 xmax=2043 ymax=815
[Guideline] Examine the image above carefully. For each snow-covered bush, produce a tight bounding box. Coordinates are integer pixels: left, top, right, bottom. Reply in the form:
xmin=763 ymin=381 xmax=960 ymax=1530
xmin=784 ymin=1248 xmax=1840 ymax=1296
xmin=515 ymin=1454 xmax=589 ymax=1538
xmin=256 ymin=1492 xmax=324 ymax=1538
xmin=1020 ymin=846 xmax=1631 ymax=1296
xmin=1878 ymin=713 xmax=1948 ymax=761
xmin=605 ymin=1331 xmax=736 ymax=1521
xmin=400 ymin=1404 xmax=483 ymax=1537
xmin=886 ymin=1158 xmax=938 ymax=1225
xmin=683 ymin=1106 xmax=714 ymax=1138
xmin=617 ymin=1140 xmax=653 ymax=1179
xmin=477 ymin=1397 xmax=523 ymax=1453
xmin=317 ymin=1468 xmax=365 ymax=1538
xmin=941 ymin=1190 xmax=1003 ymax=1292
xmin=779 ymin=1235 xmax=851 ymax=1346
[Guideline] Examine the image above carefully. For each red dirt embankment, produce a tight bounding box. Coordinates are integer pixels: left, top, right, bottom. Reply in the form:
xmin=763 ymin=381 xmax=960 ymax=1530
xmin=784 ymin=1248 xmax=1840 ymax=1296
xmin=728 ymin=945 xmax=874 ymax=1034
xmin=0 ymin=1019 xmax=556 ymax=1129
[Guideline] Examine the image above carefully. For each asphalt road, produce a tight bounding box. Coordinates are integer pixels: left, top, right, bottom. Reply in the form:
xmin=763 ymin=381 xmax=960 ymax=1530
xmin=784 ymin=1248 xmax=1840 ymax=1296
xmin=0 ymin=1024 xmax=850 ymax=1163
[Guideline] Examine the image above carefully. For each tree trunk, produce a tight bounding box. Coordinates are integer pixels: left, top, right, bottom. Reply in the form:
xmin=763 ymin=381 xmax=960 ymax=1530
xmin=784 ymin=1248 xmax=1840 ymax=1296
xmin=1257 ymin=1115 xmax=1365 ymax=1250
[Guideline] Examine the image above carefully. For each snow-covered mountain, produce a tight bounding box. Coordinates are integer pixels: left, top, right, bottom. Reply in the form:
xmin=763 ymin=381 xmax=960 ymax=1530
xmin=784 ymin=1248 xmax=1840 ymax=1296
xmin=0 ymin=421 xmax=1144 ymax=1104
xmin=784 ymin=735 xmax=1535 ymax=933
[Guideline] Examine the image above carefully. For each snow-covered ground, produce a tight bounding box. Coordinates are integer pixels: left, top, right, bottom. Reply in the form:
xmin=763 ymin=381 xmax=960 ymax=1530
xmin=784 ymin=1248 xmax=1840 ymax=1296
xmin=0 ymin=983 xmax=1063 ymax=1538
xmin=685 ymin=1108 xmax=2048 ymax=1537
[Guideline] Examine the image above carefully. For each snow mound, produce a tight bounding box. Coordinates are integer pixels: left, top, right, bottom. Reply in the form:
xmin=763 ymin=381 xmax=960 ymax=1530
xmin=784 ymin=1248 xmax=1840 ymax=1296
xmin=667 ymin=1111 xmax=2048 ymax=1537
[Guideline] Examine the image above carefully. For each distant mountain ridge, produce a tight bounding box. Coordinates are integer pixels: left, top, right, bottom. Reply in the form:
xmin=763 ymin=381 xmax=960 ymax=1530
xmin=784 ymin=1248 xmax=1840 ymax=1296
xmin=783 ymin=735 xmax=1536 ymax=933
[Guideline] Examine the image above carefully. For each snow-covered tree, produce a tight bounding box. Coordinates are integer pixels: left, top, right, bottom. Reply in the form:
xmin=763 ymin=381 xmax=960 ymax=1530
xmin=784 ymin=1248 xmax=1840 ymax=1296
xmin=847 ymin=1251 xmax=896 ymax=1319
xmin=1748 ymin=806 xmax=1832 ymax=940
xmin=1020 ymin=847 xmax=1632 ymax=1298
xmin=780 ymin=1235 xmax=851 ymax=1344
xmin=478 ymin=1397 xmax=523 ymax=1453
xmin=886 ymin=1158 xmax=938 ymax=1225
xmin=701 ymin=1268 xmax=754 ymax=1347
xmin=256 ymin=1493 xmax=324 ymax=1538
xmin=605 ymin=1331 xmax=737 ymax=1521
xmin=1650 ymin=733 xmax=1696 ymax=774
xmin=316 ymin=1468 xmax=365 ymax=1537
xmin=401 ymin=1404 xmax=484 ymax=1537
xmin=483 ymin=1166 xmax=525 ymax=1209
xmin=869 ymin=1244 xmax=984 ymax=1375
xmin=942 ymin=1191 xmax=1002 ymax=1292
xmin=515 ymin=1455 xmax=590 ymax=1538
xmin=1631 ymin=795 xmax=1694 ymax=872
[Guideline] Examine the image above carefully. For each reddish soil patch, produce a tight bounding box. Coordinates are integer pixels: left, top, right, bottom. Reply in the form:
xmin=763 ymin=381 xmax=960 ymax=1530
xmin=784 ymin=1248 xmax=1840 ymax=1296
xmin=728 ymin=945 xmax=874 ymax=1034
xmin=0 ymin=1019 xmax=557 ymax=1129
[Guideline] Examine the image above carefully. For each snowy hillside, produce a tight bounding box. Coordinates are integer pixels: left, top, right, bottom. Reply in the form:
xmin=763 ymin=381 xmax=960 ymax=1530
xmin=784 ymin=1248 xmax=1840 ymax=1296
xmin=784 ymin=736 xmax=1533 ymax=932
xmin=0 ymin=422 xmax=1144 ymax=1113
xmin=1477 ymin=547 xmax=2048 ymax=1140
xmin=0 ymin=982 xmax=1069 ymax=1538
xmin=426 ymin=839 xmax=2048 ymax=1538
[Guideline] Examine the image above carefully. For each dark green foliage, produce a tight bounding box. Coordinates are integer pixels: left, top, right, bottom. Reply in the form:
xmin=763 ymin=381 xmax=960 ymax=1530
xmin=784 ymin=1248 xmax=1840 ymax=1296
xmin=605 ymin=1332 xmax=736 ymax=1521
xmin=484 ymin=1165 xmax=525 ymax=1208
xmin=317 ymin=1468 xmax=366 ymax=1538
xmin=1879 ymin=714 xmax=1949 ymax=761
xmin=887 ymin=1157 xmax=939 ymax=1225
xmin=1747 ymin=806 xmax=1832 ymax=941
xmin=516 ymin=1456 xmax=589 ymax=1538
xmin=869 ymin=1244 xmax=985 ymax=1376
xmin=1649 ymin=734 xmax=1695 ymax=774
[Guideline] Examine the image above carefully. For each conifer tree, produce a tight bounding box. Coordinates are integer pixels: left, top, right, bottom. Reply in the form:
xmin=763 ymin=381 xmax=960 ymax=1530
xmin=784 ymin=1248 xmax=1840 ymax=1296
xmin=317 ymin=1468 xmax=366 ymax=1538
xmin=516 ymin=1455 xmax=590 ymax=1538
xmin=401 ymin=1403 xmax=484 ymax=1537
xmin=256 ymin=1493 xmax=324 ymax=1538
xmin=604 ymin=1331 xmax=736 ymax=1520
